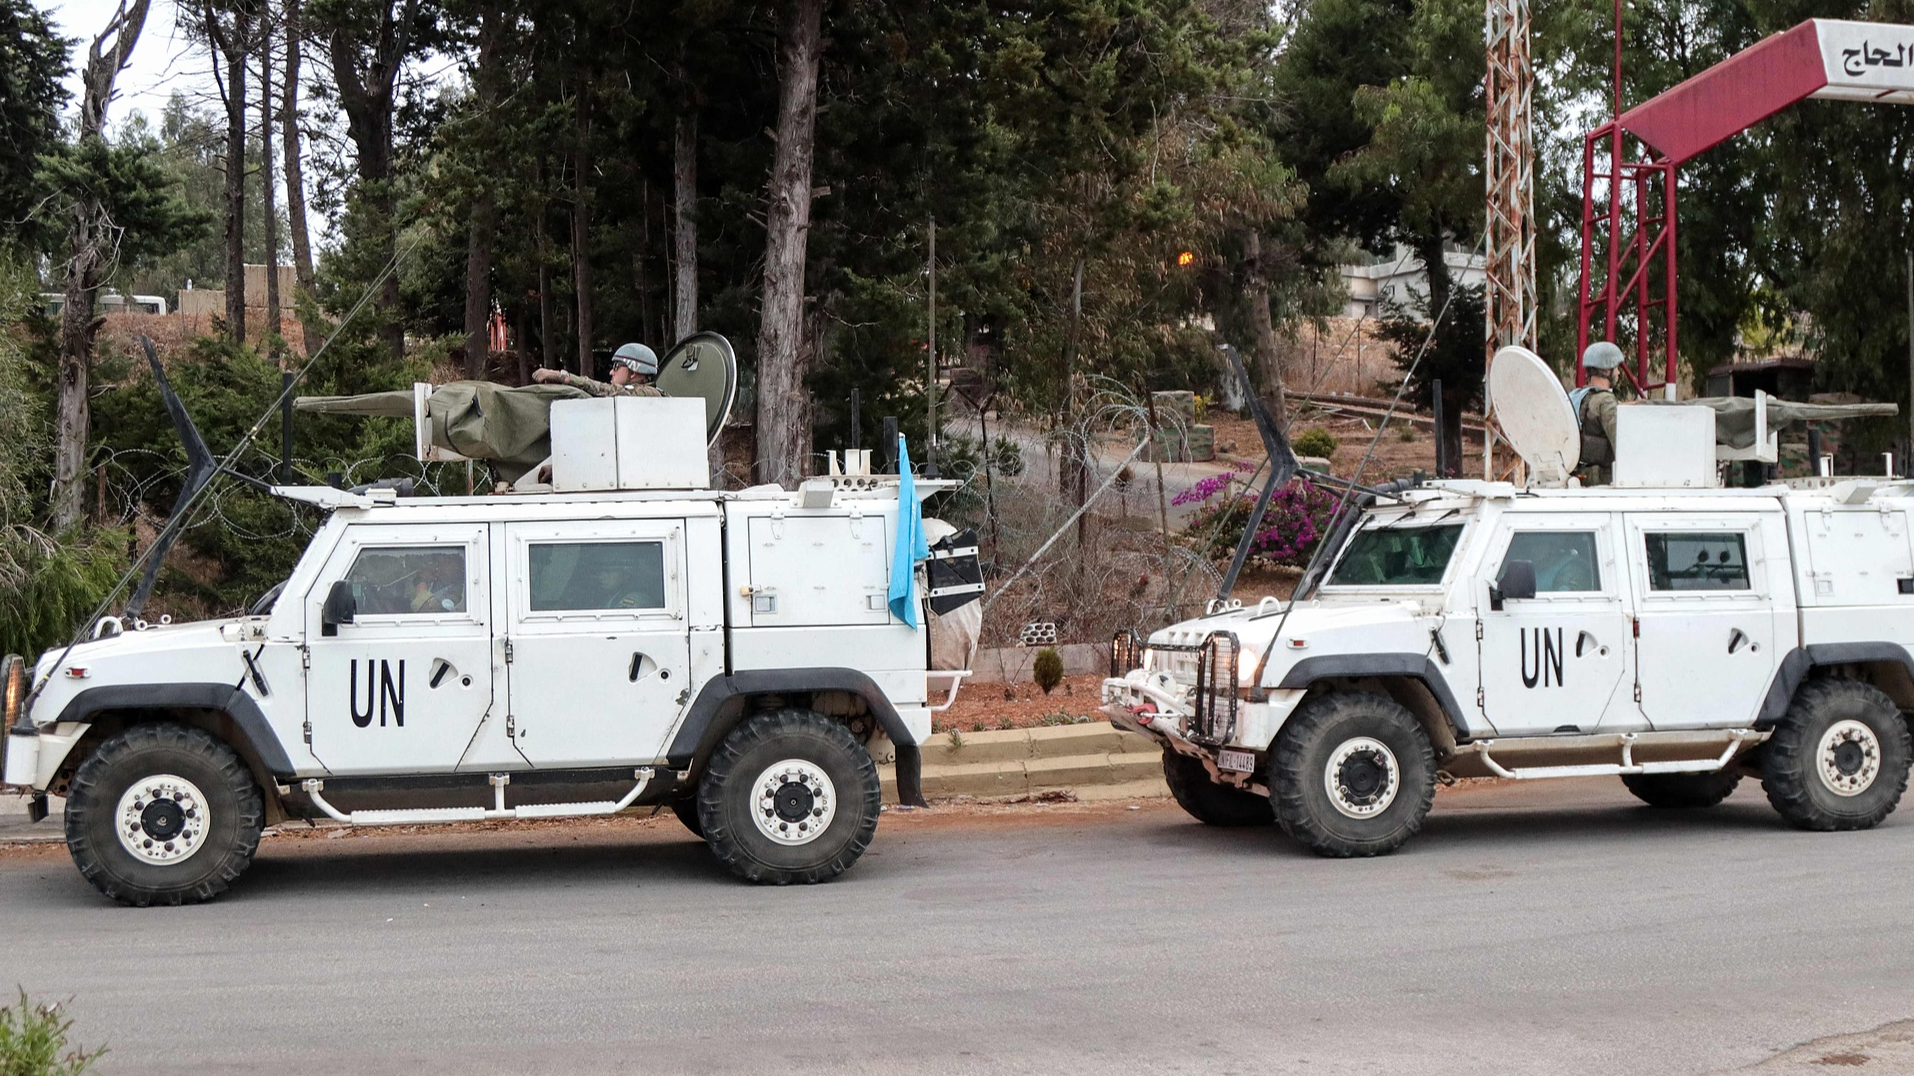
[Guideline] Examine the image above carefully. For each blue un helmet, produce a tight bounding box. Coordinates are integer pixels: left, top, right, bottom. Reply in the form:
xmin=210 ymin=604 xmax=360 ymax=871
xmin=1582 ymin=341 xmax=1624 ymax=372
xmin=611 ymin=342 xmax=659 ymax=378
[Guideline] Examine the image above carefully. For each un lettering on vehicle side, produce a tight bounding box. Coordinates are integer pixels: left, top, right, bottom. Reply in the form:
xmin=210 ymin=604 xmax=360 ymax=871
xmin=1520 ymin=628 xmax=1564 ymax=688
xmin=349 ymin=658 xmax=405 ymax=727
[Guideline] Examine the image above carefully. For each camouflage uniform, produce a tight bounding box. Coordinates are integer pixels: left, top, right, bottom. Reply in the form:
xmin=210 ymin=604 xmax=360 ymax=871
xmin=552 ymin=371 xmax=663 ymax=398
xmin=1575 ymin=386 xmax=1619 ymax=486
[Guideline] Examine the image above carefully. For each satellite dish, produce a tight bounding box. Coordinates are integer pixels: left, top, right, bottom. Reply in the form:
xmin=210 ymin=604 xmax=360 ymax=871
xmin=654 ymin=332 xmax=737 ymax=446
xmin=1487 ymin=345 xmax=1580 ymax=486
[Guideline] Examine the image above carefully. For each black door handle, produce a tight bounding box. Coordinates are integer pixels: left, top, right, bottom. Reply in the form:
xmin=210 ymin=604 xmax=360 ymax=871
xmin=1728 ymin=628 xmax=1749 ymax=654
xmin=1575 ymin=630 xmax=1597 ymax=657
xmin=629 ymin=653 xmax=641 ymax=682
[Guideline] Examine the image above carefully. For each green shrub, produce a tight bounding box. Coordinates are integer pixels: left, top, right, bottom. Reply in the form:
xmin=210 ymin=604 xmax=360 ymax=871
xmin=1292 ymin=427 xmax=1339 ymax=459
xmin=0 ymin=990 xmax=104 ymax=1075
xmin=0 ymin=528 xmax=127 ymax=660
xmin=1033 ymin=647 xmax=1064 ymax=694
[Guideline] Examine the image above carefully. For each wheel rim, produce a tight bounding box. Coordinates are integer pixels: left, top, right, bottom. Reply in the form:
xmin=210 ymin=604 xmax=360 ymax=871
xmin=1817 ymin=719 xmax=1882 ymax=797
xmin=115 ymin=774 xmax=210 ymax=865
xmin=1324 ymin=737 xmax=1400 ymax=819
xmin=751 ymin=759 xmax=837 ymax=846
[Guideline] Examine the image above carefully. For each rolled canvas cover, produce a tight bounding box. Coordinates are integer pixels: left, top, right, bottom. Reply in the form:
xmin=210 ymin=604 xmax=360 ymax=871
xmin=297 ymin=382 xmax=587 ymax=481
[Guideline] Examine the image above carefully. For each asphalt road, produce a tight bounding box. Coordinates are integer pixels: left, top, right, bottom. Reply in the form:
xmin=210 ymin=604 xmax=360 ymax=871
xmin=2 ymin=778 xmax=1910 ymax=1075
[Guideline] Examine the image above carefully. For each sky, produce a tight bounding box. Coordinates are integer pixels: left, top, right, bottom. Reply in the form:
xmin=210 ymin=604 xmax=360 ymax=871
xmin=43 ymin=0 xmax=209 ymax=128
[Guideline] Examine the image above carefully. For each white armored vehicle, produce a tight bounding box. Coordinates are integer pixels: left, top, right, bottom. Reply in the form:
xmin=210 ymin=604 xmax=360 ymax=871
xmin=1 ymin=336 xmax=981 ymax=903
xmin=1106 ymin=347 xmax=1914 ymax=856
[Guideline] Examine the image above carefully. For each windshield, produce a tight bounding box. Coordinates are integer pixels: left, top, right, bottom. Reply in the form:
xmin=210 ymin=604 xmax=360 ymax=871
xmin=1326 ymin=523 xmax=1465 ymax=587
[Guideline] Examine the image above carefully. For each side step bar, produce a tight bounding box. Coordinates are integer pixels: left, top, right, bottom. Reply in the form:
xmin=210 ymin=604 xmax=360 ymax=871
xmin=1466 ymin=730 xmax=1766 ymax=781
xmin=301 ymin=769 xmax=655 ymax=827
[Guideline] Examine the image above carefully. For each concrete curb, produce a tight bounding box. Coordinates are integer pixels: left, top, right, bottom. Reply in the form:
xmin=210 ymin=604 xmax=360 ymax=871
xmin=882 ymin=722 xmax=1170 ymax=803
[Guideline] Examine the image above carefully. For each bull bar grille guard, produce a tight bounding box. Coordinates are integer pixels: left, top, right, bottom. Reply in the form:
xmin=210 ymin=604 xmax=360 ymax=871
xmin=1123 ymin=630 xmax=1239 ymax=747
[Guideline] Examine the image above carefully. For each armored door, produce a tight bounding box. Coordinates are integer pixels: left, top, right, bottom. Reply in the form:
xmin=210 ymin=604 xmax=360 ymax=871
xmin=1626 ymin=513 xmax=1784 ymax=729
xmin=1476 ymin=514 xmax=1635 ymax=736
xmin=502 ymin=520 xmax=692 ymax=766
xmin=303 ymin=524 xmax=495 ymax=774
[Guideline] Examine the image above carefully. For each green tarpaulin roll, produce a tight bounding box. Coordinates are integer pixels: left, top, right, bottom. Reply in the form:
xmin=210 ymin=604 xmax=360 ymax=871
xmin=296 ymin=382 xmax=588 ymax=482
xmin=1645 ymin=397 xmax=1898 ymax=449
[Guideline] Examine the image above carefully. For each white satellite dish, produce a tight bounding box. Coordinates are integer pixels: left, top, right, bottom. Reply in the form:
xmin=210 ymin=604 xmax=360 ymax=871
xmin=1488 ymin=345 xmax=1580 ymax=487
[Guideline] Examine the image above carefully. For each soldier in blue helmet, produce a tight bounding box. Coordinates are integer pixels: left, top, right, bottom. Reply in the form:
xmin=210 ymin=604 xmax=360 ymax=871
xmin=533 ymin=342 xmax=663 ymax=397
xmin=1569 ymin=341 xmax=1624 ymax=486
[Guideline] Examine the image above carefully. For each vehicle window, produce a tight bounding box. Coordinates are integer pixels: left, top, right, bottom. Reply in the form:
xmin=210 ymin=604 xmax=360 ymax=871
xmin=1645 ymin=532 xmax=1750 ymax=592
xmin=344 ymin=546 xmax=467 ymax=614
xmin=529 ymin=541 xmax=666 ymax=611
xmin=1328 ymin=524 xmax=1464 ymax=586
xmin=1500 ymin=532 xmax=1601 ymax=593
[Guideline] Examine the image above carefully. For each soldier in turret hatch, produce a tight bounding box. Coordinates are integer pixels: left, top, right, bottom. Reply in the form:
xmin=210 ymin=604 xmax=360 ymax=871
xmin=533 ymin=342 xmax=664 ymax=397
xmin=1570 ymin=341 xmax=1624 ymax=486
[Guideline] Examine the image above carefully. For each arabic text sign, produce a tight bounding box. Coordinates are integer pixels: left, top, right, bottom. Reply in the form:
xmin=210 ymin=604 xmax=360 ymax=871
xmin=1814 ymin=19 xmax=1914 ymax=103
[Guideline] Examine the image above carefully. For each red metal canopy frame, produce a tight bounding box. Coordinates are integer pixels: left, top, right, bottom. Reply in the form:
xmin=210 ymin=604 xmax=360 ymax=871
xmin=1576 ymin=18 xmax=1914 ymax=395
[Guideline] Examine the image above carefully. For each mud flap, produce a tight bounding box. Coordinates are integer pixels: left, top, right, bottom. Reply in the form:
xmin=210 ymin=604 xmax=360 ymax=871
xmin=894 ymin=742 xmax=929 ymax=808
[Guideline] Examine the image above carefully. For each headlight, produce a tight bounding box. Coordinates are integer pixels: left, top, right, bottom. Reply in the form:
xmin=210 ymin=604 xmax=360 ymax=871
xmin=2 ymin=654 xmax=22 ymax=731
xmin=1237 ymin=646 xmax=1261 ymax=687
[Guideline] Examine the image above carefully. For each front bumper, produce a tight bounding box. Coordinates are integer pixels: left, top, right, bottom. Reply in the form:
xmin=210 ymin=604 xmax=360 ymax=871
xmin=1101 ymin=670 xmax=1306 ymax=754
xmin=1100 ymin=672 xmax=1202 ymax=750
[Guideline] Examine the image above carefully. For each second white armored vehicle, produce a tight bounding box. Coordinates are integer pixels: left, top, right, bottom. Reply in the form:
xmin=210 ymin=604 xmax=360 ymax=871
xmin=1106 ymin=347 xmax=1914 ymax=856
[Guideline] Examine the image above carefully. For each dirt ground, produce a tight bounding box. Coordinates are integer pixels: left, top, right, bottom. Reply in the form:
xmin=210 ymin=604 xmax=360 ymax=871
xmin=1206 ymin=408 xmax=1487 ymax=481
xmin=934 ymin=673 xmax=1111 ymax=732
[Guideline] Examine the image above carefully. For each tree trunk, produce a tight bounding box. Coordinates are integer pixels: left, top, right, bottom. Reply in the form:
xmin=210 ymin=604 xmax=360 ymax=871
xmin=261 ymin=17 xmax=281 ymax=353
xmin=1414 ymin=232 xmax=1463 ymax=472
xmin=534 ymin=154 xmax=557 ymax=370
xmin=753 ymin=0 xmax=824 ymax=484
xmin=460 ymin=5 xmax=501 ymax=379
xmin=672 ymin=106 xmax=698 ymax=344
xmin=326 ymin=0 xmax=411 ymax=363
xmin=281 ymin=0 xmax=319 ymax=354
xmin=1243 ymin=229 xmax=1286 ymax=432
xmin=571 ymin=79 xmax=594 ymax=376
xmin=53 ymin=0 xmax=152 ymax=530
xmin=209 ymin=3 xmax=252 ymax=342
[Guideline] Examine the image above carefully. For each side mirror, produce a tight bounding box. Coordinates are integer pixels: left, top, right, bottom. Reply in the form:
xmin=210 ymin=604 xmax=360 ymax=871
xmin=1492 ymin=560 xmax=1538 ymax=611
xmin=321 ymin=580 xmax=357 ymax=636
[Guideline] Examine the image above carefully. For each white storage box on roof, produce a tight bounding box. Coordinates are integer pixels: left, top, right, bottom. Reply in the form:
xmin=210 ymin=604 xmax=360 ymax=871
xmin=550 ymin=396 xmax=708 ymax=490
xmin=1612 ymin=405 xmax=1717 ymax=488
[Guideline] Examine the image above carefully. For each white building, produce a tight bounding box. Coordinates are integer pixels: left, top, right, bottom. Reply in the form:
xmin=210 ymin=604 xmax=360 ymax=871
xmin=1338 ymin=244 xmax=1487 ymax=321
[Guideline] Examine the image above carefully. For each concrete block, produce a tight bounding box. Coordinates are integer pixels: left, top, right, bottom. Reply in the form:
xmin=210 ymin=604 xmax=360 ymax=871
xmin=920 ymin=759 xmax=1029 ymax=799
xmin=1024 ymin=724 xmax=1130 ymax=759
xmin=972 ymin=642 xmax=1108 ymax=683
xmin=1108 ymin=751 xmax=1165 ymax=782
xmin=919 ymin=728 xmax=1033 ymax=767
xmin=1074 ymin=777 xmax=1172 ymax=801
xmin=1025 ymin=754 xmax=1115 ymax=791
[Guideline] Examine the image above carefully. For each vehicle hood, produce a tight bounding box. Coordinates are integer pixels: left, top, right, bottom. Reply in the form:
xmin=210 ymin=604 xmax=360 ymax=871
xmin=1146 ymin=598 xmax=1439 ymax=689
xmin=27 ymin=618 xmax=252 ymax=727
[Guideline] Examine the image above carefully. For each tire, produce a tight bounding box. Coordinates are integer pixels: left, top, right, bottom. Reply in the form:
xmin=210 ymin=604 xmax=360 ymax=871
xmin=64 ymin=724 xmax=265 ymax=907
xmin=1621 ymin=771 xmax=1742 ymax=809
xmin=1761 ymin=678 xmax=1912 ymax=832
xmin=1162 ymin=748 xmax=1273 ymax=826
xmin=697 ymin=709 xmax=880 ymax=884
xmin=669 ymin=795 xmax=704 ymax=839
xmin=1269 ymin=692 xmax=1436 ymax=857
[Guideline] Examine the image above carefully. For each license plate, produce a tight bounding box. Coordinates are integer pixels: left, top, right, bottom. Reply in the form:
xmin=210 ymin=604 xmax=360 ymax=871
xmin=1216 ymin=749 xmax=1257 ymax=774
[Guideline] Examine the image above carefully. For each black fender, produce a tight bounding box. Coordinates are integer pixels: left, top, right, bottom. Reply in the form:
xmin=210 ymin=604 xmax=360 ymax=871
xmin=1757 ymin=643 xmax=1914 ymax=726
xmin=49 ymin=682 xmax=297 ymax=776
xmin=666 ymin=668 xmax=927 ymax=807
xmin=1275 ymin=653 xmax=1474 ymax=738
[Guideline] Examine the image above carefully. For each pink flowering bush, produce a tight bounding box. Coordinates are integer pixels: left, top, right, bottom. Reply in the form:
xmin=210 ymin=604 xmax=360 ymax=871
xmin=1178 ymin=468 xmax=1338 ymax=568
